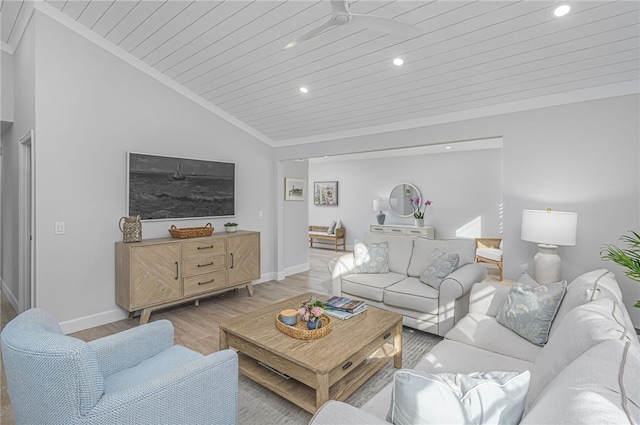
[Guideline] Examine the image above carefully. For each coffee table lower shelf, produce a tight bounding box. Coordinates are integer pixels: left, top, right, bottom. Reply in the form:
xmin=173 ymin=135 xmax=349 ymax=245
xmin=238 ymin=342 xmax=398 ymax=414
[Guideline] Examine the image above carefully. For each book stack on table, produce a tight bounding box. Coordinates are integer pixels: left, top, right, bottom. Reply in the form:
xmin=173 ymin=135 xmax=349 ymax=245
xmin=323 ymin=296 xmax=367 ymax=320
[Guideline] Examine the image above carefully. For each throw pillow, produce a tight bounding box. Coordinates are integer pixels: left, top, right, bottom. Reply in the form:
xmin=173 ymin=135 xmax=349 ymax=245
xmin=496 ymin=273 xmax=566 ymax=346
xmin=387 ymin=369 xmax=530 ymax=425
xmin=523 ymin=297 xmax=635 ymax=412
xmin=326 ymin=221 xmax=337 ymax=235
xmin=418 ymin=249 xmax=460 ymax=289
xmin=336 ymin=219 xmax=343 ymax=229
xmin=351 ymin=240 xmax=389 ymax=274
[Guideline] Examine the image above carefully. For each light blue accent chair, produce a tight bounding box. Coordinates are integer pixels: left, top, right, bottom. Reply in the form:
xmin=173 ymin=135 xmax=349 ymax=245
xmin=1 ymin=308 xmax=238 ymax=425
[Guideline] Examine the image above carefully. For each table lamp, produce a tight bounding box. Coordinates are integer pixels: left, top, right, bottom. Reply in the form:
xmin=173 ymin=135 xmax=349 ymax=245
xmin=373 ymin=199 xmax=389 ymax=225
xmin=521 ymin=208 xmax=577 ymax=284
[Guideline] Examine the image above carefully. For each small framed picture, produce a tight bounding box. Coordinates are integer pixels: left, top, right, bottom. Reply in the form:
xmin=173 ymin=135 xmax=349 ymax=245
xmin=285 ymin=177 xmax=306 ymax=201
xmin=314 ymin=181 xmax=338 ymax=206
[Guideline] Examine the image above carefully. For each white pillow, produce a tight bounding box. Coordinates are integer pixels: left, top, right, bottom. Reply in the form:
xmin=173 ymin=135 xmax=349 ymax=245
xmin=326 ymin=221 xmax=337 ymax=235
xmin=387 ymin=369 xmax=530 ymax=425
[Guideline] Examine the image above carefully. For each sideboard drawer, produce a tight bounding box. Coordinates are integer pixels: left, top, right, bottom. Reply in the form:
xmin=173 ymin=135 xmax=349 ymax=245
xmin=183 ymin=256 xmax=226 ymax=277
xmin=182 ymin=238 xmax=226 ymax=259
xmin=183 ymin=270 xmax=227 ymax=296
xmin=369 ymin=225 xmax=435 ymax=239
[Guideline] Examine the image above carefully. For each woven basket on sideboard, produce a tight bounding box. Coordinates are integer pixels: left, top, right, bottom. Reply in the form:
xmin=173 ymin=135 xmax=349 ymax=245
xmin=168 ymin=223 xmax=214 ymax=239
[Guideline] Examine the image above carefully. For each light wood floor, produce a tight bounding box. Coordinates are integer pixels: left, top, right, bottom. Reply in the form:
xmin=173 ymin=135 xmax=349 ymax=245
xmin=0 ymin=248 xmax=500 ymax=424
xmin=0 ymin=248 xmax=338 ymax=424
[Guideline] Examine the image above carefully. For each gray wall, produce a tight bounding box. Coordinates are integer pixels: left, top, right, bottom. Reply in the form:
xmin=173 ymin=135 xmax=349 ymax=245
xmin=308 ymin=148 xmax=503 ymax=245
xmin=1 ymin=49 xmax=14 ymax=124
xmin=0 ymin=19 xmax=35 ymax=308
xmin=281 ymin=160 xmax=310 ymax=275
xmin=276 ymin=94 xmax=640 ymax=327
xmin=1 ymin=11 xmax=276 ymax=332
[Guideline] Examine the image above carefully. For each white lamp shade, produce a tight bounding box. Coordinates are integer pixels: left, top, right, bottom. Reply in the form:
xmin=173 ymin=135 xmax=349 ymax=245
xmin=373 ymin=199 xmax=389 ymax=211
xmin=521 ymin=209 xmax=578 ymax=246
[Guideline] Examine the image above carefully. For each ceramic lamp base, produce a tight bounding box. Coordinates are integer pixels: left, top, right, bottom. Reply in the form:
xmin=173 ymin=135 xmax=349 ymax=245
xmin=533 ymin=244 xmax=562 ymax=284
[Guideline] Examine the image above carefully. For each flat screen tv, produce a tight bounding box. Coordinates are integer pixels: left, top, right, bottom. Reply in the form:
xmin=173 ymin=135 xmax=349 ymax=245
xmin=127 ymin=152 xmax=235 ymax=220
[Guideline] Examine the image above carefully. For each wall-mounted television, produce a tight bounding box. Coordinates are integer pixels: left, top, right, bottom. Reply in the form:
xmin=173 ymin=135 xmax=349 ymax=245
xmin=127 ymin=152 xmax=235 ymax=220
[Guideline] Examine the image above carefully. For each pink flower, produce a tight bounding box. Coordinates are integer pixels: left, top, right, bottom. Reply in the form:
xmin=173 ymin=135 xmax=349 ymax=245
xmin=311 ymin=306 xmax=324 ymax=318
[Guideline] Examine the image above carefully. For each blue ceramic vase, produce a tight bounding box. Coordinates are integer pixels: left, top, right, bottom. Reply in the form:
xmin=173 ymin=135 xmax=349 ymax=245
xmin=307 ymin=319 xmax=322 ymax=330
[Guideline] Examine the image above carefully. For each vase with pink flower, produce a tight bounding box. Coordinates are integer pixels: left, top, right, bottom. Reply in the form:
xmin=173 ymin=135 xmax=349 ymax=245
xmin=408 ymin=197 xmax=432 ymax=227
xmin=298 ymin=296 xmax=325 ymax=330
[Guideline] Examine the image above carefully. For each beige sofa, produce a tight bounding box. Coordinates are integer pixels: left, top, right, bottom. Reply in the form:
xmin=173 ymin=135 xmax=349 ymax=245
xmin=310 ymin=269 xmax=640 ymax=424
xmin=329 ymin=232 xmax=486 ymax=337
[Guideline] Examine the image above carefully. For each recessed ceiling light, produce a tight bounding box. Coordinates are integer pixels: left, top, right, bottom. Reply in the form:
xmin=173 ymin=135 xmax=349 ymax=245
xmin=393 ymin=58 xmax=404 ymax=66
xmin=445 ymin=146 xmax=452 ymax=150
xmin=553 ymin=4 xmax=570 ymax=17
xmin=299 ymin=87 xmax=308 ymax=93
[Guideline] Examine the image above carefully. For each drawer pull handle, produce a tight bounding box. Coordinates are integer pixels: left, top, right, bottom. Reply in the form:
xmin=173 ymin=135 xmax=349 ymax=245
xmin=197 ymin=262 xmax=214 ymax=268
xmin=342 ymin=361 xmax=353 ymax=370
xmin=197 ymin=245 xmax=214 ymax=250
xmin=383 ymin=332 xmax=391 ymax=340
xmin=198 ymin=279 xmax=215 ymax=286
xmin=391 ymin=229 xmax=402 ymax=232
xmin=175 ymin=262 xmax=179 ymax=280
xmin=230 ymin=253 xmax=234 ymax=268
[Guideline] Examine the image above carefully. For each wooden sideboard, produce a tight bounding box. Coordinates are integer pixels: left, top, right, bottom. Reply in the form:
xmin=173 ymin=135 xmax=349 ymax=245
xmin=370 ymin=224 xmax=435 ymax=239
xmin=115 ymin=230 xmax=260 ymax=324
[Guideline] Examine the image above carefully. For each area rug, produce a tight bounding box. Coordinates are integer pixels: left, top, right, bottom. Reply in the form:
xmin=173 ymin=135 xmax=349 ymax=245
xmin=237 ymin=327 xmax=442 ymax=425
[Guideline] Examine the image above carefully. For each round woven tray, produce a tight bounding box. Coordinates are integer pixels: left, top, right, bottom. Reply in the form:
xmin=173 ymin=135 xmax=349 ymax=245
xmin=276 ymin=314 xmax=332 ymax=340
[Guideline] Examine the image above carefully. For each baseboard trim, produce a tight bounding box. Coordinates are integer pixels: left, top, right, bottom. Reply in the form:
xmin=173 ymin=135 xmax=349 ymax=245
xmin=1 ymin=277 xmax=19 ymax=313
xmin=59 ymin=309 xmax=127 ymax=335
xmin=285 ymin=263 xmax=310 ymax=277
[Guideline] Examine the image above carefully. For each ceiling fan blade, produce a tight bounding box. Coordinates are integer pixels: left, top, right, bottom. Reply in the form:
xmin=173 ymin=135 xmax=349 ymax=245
xmin=350 ymin=14 xmax=422 ymax=37
xmin=284 ymin=18 xmax=337 ymax=49
xmin=330 ymin=0 xmax=349 ymax=15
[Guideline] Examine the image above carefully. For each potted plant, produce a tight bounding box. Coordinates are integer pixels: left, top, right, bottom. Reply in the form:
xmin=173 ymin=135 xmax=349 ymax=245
xmin=298 ymin=296 xmax=325 ymax=329
xmin=224 ymin=222 xmax=238 ymax=233
xmin=601 ymin=230 xmax=640 ymax=308
xmin=408 ymin=197 xmax=432 ymax=227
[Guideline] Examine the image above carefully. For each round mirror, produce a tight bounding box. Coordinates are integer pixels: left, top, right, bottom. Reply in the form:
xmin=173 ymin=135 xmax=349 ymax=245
xmin=388 ymin=183 xmax=421 ymax=217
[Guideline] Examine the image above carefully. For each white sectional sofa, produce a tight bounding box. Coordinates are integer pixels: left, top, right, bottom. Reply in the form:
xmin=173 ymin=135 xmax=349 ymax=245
xmin=310 ymin=269 xmax=640 ymax=424
xmin=330 ymin=232 xmax=486 ymax=336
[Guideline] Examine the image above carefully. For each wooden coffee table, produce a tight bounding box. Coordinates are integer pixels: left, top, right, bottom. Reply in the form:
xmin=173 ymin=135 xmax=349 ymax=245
xmin=219 ymin=292 xmax=403 ymax=413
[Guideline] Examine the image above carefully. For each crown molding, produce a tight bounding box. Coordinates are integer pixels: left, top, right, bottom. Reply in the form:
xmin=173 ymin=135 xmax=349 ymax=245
xmin=275 ymin=80 xmax=640 ymax=147
xmin=33 ymin=2 xmax=275 ymax=147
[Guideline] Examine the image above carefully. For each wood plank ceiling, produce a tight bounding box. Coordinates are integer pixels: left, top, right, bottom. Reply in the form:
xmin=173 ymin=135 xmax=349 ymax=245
xmin=2 ymin=0 xmax=639 ymax=146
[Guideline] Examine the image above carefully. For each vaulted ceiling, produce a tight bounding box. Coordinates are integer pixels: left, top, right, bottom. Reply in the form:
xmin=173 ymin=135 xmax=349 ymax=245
xmin=2 ymin=1 xmax=639 ymax=147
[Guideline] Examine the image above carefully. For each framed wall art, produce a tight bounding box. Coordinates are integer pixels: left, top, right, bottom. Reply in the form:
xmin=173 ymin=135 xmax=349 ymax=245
xmin=127 ymin=152 xmax=235 ymax=220
xmin=284 ymin=177 xmax=306 ymax=201
xmin=314 ymin=181 xmax=338 ymax=206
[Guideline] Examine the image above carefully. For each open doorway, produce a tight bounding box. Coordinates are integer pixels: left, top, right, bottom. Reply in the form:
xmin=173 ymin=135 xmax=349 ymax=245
xmin=18 ymin=130 xmax=35 ymax=313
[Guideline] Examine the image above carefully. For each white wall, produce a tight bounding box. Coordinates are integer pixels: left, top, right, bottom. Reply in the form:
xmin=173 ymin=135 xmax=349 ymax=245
xmin=24 ymin=11 xmax=275 ymax=331
xmin=276 ymin=94 xmax=640 ymax=327
xmin=1 ymin=49 xmax=14 ymax=124
xmin=1 ymin=19 xmax=35 ymax=309
xmin=281 ymin=160 xmax=310 ymax=275
xmin=308 ymin=148 xmax=503 ymax=245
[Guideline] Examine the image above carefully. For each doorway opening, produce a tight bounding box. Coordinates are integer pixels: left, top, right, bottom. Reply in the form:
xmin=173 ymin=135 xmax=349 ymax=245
xmin=18 ymin=130 xmax=35 ymax=313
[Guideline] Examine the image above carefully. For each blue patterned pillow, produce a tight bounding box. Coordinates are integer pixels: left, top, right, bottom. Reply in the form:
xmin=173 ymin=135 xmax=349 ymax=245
xmin=351 ymin=240 xmax=389 ymax=274
xmin=497 ymin=274 xmax=567 ymax=346
xmin=419 ymin=249 xmax=460 ymax=289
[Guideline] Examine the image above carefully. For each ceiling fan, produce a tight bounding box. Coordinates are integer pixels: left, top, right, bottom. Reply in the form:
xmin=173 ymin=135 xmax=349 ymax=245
xmin=284 ymin=0 xmax=422 ymax=49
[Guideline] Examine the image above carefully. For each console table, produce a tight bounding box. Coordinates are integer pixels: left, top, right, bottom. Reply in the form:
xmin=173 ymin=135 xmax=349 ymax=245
xmin=115 ymin=230 xmax=260 ymax=324
xmin=370 ymin=224 xmax=435 ymax=239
